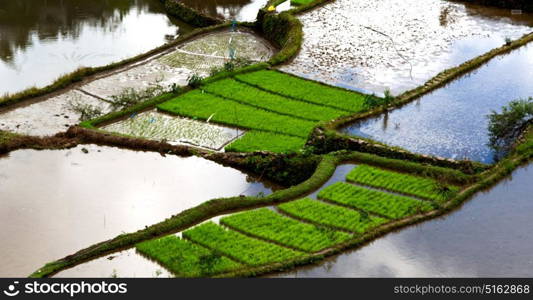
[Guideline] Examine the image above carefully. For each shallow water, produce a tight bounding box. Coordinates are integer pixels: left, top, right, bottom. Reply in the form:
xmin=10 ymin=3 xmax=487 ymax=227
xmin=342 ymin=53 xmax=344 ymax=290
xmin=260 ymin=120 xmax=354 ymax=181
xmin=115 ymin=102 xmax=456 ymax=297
xmin=0 ymin=29 xmax=273 ymax=137
xmin=281 ymin=0 xmax=533 ymax=95
xmin=102 ymin=110 xmax=243 ymax=150
xmin=179 ymin=0 xmax=268 ymax=22
xmin=0 ymin=0 xmax=193 ymax=95
xmin=278 ymin=164 xmax=533 ymax=277
xmin=56 ymin=249 xmax=173 ymax=278
xmin=0 ymin=145 xmax=276 ymax=277
xmin=342 ymin=43 xmax=533 ymax=163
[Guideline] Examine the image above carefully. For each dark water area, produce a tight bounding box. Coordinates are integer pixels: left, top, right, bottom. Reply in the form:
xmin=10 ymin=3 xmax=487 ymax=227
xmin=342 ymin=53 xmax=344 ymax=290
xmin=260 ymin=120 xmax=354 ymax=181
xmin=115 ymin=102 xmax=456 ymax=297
xmin=342 ymin=43 xmax=533 ymax=163
xmin=0 ymin=145 xmax=276 ymax=277
xmin=278 ymin=164 xmax=533 ymax=277
xmin=460 ymin=1 xmax=533 ymax=27
xmin=178 ymin=0 xmax=267 ymax=22
xmin=0 ymin=0 xmax=193 ymax=95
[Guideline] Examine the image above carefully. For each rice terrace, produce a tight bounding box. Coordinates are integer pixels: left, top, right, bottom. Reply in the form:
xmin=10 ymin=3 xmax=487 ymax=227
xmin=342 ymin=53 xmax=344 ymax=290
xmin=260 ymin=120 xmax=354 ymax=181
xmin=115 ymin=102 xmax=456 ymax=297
xmin=1 ymin=0 xmax=533 ymax=280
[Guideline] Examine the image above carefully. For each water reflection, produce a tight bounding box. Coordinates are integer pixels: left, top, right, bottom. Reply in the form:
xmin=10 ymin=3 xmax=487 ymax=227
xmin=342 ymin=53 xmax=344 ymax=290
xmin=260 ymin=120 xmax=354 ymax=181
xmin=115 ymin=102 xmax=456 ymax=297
xmin=179 ymin=0 xmax=267 ymax=22
xmin=281 ymin=0 xmax=533 ymax=95
xmin=342 ymin=44 xmax=533 ymax=163
xmin=278 ymin=165 xmax=533 ymax=277
xmin=0 ymin=0 xmax=193 ymax=95
xmin=0 ymin=145 xmax=276 ymax=277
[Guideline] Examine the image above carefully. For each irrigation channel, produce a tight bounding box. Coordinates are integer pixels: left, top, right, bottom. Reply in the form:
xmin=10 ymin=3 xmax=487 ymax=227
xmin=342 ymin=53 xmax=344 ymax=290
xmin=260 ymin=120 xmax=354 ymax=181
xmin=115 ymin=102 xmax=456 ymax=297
xmin=0 ymin=145 xmax=278 ymax=277
xmin=277 ymin=165 xmax=533 ymax=277
xmin=0 ymin=0 xmax=194 ymax=96
xmin=341 ymin=43 xmax=533 ymax=164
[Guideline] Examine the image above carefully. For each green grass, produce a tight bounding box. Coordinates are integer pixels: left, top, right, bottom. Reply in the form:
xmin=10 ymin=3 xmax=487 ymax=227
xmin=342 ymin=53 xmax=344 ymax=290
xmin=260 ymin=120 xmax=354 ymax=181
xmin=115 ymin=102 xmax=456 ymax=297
xmin=0 ymin=130 xmax=17 ymax=145
xmin=203 ymin=79 xmax=348 ymax=121
xmin=291 ymin=0 xmax=314 ymax=5
xmin=221 ymin=208 xmax=351 ymax=252
xmin=346 ymin=165 xmax=460 ymax=201
xmin=225 ymin=130 xmax=306 ymax=153
xmin=278 ymin=198 xmax=388 ymax=233
xmin=157 ymin=90 xmax=315 ymax=138
xmin=235 ymin=70 xmax=366 ymax=112
xmin=136 ymin=236 xmax=242 ymax=277
xmin=318 ymin=182 xmax=435 ymax=219
xmin=183 ymin=222 xmax=304 ymax=266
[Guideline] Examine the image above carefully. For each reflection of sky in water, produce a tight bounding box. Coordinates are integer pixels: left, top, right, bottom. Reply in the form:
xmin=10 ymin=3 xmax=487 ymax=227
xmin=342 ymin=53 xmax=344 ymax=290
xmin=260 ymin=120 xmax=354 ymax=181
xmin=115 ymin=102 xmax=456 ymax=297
xmin=180 ymin=0 xmax=267 ymax=22
xmin=278 ymin=165 xmax=533 ymax=277
xmin=0 ymin=145 xmax=275 ymax=277
xmin=0 ymin=0 xmax=190 ymax=95
xmin=282 ymin=0 xmax=533 ymax=95
xmin=343 ymin=44 xmax=533 ymax=163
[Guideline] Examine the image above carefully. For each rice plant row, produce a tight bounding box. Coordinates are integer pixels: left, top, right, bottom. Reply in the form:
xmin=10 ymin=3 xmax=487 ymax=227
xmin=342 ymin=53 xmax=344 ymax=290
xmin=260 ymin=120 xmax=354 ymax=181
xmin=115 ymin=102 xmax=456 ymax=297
xmin=203 ymin=79 xmax=349 ymax=121
xmin=235 ymin=70 xmax=367 ymax=112
xmin=183 ymin=222 xmax=304 ymax=266
xmin=225 ymin=130 xmax=307 ymax=153
xmin=346 ymin=165 xmax=460 ymax=201
xmin=221 ymin=208 xmax=351 ymax=253
xmin=157 ymin=90 xmax=316 ymax=138
xmin=318 ymin=182 xmax=435 ymax=219
xmin=278 ymin=198 xmax=388 ymax=233
xmin=136 ymin=235 xmax=243 ymax=277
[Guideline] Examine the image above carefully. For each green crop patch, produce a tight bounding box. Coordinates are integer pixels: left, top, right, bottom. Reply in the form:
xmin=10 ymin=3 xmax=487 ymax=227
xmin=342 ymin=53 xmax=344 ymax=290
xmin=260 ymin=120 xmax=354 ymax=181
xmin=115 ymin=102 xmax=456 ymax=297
xmin=221 ymin=208 xmax=351 ymax=252
xmin=278 ymin=198 xmax=388 ymax=233
xmin=318 ymin=182 xmax=435 ymax=219
xmin=203 ymin=79 xmax=348 ymax=121
xmin=183 ymin=222 xmax=304 ymax=266
xmin=157 ymin=90 xmax=315 ymax=138
xmin=136 ymin=235 xmax=242 ymax=277
xmin=235 ymin=70 xmax=366 ymax=112
xmin=225 ymin=130 xmax=307 ymax=153
xmin=346 ymin=165 xmax=460 ymax=201
xmin=291 ymin=0 xmax=314 ymax=5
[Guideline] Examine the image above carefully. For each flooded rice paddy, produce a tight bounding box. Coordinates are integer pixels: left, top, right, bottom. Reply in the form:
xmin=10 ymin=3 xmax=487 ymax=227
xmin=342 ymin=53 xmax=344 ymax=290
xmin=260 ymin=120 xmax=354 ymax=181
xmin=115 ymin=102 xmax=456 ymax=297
xmin=0 ymin=29 xmax=274 ymax=136
xmin=281 ymin=0 xmax=533 ymax=95
xmin=0 ymin=0 xmax=193 ymax=96
xmin=102 ymin=110 xmax=243 ymax=150
xmin=0 ymin=145 xmax=276 ymax=277
xmin=0 ymin=90 xmax=113 ymax=136
xmin=178 ymin=0 xmax=268 ymax=22
xmin=278 ymin=165 xmax=533 ymax=277
xmin=342 ymin=43 xmax=533 ymax=163
xmin=56 ymin=249 xmax=173 ymax=278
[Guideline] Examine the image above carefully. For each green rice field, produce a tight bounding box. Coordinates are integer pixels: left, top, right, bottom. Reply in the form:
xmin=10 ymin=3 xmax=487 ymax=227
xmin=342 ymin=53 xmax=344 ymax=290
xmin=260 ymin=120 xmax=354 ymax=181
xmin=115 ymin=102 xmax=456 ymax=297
xmin=346 ymin=165 xmax=460 ymax=201
xmin=157 ymin=70 xmax=368 ymax=152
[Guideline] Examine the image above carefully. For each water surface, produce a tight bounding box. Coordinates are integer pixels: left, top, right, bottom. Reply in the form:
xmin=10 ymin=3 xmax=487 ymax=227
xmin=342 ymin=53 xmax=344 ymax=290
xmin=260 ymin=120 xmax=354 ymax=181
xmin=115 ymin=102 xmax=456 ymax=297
xmin=179 ymin=0 xmax=268 ymax=22
xmin=342 ymin=44 xmax=533 ymax=163
xmin=0 ymin=0 xmax=193 ymax=95
xmin=278 ymin=165 xmax=533 ymax=277
xmin=0 ymin=145 xmax=276 ymax=277
xmin=281 ymin=0 xmax=533 ymax=95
